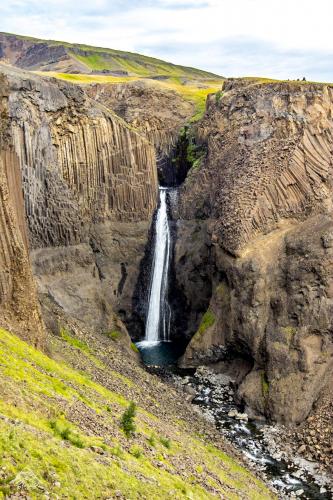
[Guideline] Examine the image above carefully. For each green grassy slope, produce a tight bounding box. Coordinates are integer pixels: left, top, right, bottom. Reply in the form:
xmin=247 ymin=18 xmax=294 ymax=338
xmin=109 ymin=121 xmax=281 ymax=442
xmin=0 ymin=31 xmax=221 ymax=79
xmin=0 ymin=327 xmax=274 ymax=499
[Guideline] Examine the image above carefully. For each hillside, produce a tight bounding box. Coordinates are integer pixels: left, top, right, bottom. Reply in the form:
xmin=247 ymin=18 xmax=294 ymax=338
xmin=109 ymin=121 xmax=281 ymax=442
xmin=0 ymin=32 xmax=221 ymax=79
xmin=0 ymin=325 xmax=273 ymax=499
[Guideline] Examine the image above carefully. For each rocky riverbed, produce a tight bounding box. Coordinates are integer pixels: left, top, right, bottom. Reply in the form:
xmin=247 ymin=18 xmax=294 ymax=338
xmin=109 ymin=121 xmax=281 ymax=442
xmin=169 ymin=366 xmax=333 ymax=499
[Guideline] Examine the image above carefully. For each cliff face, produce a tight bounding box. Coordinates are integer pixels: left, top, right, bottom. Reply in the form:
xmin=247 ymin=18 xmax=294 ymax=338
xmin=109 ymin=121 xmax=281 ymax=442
xmin=178 ymin=79 xmax=333 ymax=424
xmin=87 ymin=81 xmax=194 ymax=185
xmin=0 ymin=73 xmax=44 ymax=345
xmin=2 ymin=64 xmax=158 ymax=335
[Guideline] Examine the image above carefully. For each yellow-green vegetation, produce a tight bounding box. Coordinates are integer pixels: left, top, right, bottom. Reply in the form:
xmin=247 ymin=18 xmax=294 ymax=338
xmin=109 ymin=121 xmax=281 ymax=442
xmin=196 ymin=309 xmax=216 ymax=337
xmin=7 ymin=31 xmax=220 ymax=79
xmin=39 ymin=71 xmax=138 ymax=84
xmin=281 ymin=326 xmax=297 ymax=339
xmin=103 ymin=329 xmax=122 ymax=341
xmin=0 ymin=327 xmax=273 ymax=499
xmin=237 ymin=76 xmax=333 ymax=87
xmin=35 ymin=71 xmax=223 ymax=123
xmin=61 ymin=327 xmax=104 ymax=368
xmin=261 ymin=372 xmax=270 ymax=399
xmin=60 ymin=327 xmax=90 ymax=352
xmin=121 ymin=402 xmax=137 ymax=438
xmin=130 ymin=342 xmax=139 ymax=353
xmin=216 ymin=282 xmax=229 ymax=298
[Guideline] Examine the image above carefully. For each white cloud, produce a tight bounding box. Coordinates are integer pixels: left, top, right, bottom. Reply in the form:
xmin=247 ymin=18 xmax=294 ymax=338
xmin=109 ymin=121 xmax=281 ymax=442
xmin=1 ymin=0 xmax=332 ymax=80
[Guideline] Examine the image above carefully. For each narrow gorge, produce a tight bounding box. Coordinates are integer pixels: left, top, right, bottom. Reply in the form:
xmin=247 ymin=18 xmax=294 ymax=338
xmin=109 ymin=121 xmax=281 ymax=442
xmin=0 ymin=31 xmax=332 ymax=500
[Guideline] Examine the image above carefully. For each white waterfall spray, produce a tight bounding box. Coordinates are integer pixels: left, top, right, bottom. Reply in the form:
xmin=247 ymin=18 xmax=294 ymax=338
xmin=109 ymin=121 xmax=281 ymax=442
xmin=145 ymin=187 xmax=171 ymax=343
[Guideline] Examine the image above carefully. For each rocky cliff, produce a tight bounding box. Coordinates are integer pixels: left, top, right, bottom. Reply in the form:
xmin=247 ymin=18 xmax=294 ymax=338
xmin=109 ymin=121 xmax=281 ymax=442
xmin=1 ymin=63 xmax=158 ymax=336
xmin=177 ymin=79 xmax=333 ymax=424
xmin=87 ymin=81 xmax=195 ymax=185
xmin=0 ymin=72 xmax=44 ymax=345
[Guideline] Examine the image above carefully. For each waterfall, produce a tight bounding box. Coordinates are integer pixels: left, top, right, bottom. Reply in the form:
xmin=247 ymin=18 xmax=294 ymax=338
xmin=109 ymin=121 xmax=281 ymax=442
xmin=145 ymin=187 xmax=171 ymax=343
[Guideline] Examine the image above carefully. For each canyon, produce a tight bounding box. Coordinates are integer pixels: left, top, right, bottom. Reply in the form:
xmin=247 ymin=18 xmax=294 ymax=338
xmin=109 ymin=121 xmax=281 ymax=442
xmin=0 ymin=31 xmax=332 ymax=498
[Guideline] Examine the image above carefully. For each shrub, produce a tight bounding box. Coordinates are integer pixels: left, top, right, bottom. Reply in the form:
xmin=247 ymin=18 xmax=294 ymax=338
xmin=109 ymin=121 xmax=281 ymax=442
xmin=49 ymin=418 xmax=85 ymax=448
xmin=160 ymin=437 xmax=171 ymax=449
xmin=120 ymin=402 xmax=136 ymax=438
xmin=103 ymin=330 xmax=121 ymax=341
xmin=130 ymin=446 xmax=143 ymax=458
xmin=110 ymin=445 xmax=124 ymax=458
xmin=147 ymin=433 xmax=156 ymax=447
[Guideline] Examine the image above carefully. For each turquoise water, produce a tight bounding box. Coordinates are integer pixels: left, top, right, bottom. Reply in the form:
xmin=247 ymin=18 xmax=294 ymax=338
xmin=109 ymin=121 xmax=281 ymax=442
xmin=135 ymin=340 xmax=185 ymax=366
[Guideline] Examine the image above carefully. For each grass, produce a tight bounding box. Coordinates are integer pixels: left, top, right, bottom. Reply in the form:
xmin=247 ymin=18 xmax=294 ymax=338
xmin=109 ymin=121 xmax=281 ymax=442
xmin=0 ymin=327 xmax=274 ymax=499
xmin=49 ymin=417 xmax=85 ymax=448
xmin=35 ymin=70 xmax=223 ymax=122
xmin=4 ymin=31 xmax=221 ymax=79
xmin=60 ymin=327 xmax=90 ymax=352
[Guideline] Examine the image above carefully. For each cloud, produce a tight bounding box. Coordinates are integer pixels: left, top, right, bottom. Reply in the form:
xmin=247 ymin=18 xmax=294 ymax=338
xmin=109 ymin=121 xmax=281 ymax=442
xmin=0 ymin=0 xmax=332 ymax=81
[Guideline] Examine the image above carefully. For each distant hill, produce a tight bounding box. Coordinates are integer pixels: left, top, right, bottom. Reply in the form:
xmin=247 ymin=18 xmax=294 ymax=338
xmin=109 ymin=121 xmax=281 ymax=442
xmin=0 ymin=32 xmax=221 ymax=79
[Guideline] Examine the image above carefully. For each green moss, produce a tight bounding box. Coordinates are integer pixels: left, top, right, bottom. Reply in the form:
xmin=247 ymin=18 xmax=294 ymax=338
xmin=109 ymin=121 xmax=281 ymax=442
xmin=196 ymin=309 xmax=216 ymax=337
xmin=130 ymin=342 xmax=139 ymax=353
xmin=215 ymin=90 xmax=223 ymax=104
xmin=261 ymin=372 xmax=269 ymax=399
xmin=61 ymin=328 xmax=90 ymax=352
xmin=103 ymin=330 xmax=122 ymax=341
xmin=281 ymin=326 xmax=297 ymax=338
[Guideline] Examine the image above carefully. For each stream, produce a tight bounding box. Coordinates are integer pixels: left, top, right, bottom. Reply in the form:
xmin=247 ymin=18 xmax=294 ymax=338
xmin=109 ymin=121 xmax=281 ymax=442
xmin=136 ymin=186 xmax=332 ymax=499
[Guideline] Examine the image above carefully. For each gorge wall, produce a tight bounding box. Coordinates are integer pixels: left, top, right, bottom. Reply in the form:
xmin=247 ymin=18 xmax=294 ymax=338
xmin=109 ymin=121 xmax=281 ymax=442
xmin=1 ymin=63 xmax=158 ymax=338
xmin=87 ymin=82 xmax=194 ymax=185
xmin=177 ymin=79 xmax=333 ymax=424
xmin=0 ymin=72 xmax=44 ymax=345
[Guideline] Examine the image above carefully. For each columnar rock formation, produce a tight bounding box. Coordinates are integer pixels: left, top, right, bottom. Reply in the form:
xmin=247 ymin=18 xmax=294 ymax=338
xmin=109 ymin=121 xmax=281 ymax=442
xmin=178 ymin=79 xmax=333 ymax=424
xmin=87 ymin=81 xmax=194 ymax=184
xmin=0 ymin=73 xmax=44 ymax=345
xmin=1 ymin=63 xmax=158 ymax=335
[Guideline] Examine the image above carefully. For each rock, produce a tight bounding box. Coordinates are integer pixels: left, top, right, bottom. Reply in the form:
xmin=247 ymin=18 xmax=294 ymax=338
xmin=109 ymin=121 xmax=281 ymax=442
xmin=177 ymin=79 xmax=333 ymax=426
xmin=90 ymin=446 xmax=106 ymax=455
xmin=297 ymin=445 xmax=306 ymax=454
xmin=235 ymin=413 xmax=248 ymax=421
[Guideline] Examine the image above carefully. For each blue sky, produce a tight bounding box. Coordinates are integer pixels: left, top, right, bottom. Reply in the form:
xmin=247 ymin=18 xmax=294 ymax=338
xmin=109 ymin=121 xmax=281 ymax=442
xmin=1 ymin=0 xmax=333 ymax=81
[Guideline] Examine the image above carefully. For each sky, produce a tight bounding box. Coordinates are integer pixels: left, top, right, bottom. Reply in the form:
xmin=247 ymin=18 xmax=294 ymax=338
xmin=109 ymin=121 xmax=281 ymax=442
xmin=1 ymin=0 xmax=333 ymax=81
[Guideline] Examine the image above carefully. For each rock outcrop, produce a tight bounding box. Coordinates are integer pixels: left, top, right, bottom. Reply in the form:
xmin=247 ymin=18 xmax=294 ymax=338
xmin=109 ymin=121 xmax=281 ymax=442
xmin=1 ymin=63 xmax=158 ymax=336
xmin=177 ymin=79 xmax=333 ymax=424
